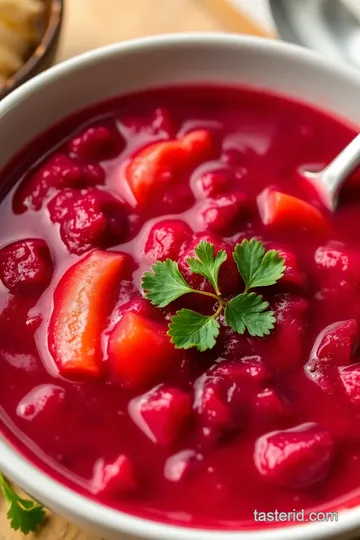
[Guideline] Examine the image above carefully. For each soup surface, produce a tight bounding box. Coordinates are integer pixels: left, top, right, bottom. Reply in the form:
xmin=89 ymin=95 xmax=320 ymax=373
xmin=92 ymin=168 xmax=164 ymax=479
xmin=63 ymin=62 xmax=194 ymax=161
xmin=1 ymin=86 xmax=360 ymax=529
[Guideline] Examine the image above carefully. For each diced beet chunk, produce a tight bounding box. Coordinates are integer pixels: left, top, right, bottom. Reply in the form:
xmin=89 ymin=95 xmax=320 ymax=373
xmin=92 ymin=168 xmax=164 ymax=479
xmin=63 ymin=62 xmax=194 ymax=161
xmin=252 ymin=388 xmax=286 ymax=420
xmin=194 ymin=376 xmax=233 ymax=429
xmin=305 ymin=320 xmax=358 ymax=394
xmin=251 ymin=294 xmax=309 ymax=373
xmin=122 ymin=107 xmax=176 ymax=138
xmin=178 ymin=234 xmax=241 ymax=297
xmin=108 ymin=313 xmax=175 ymax=390
xmin=47 ymin=188 xmax=78 ymax=222
xmin=164 ymin=449 xmax=199 ymax=482
xmin=16 ymin=384 xmax=65 ymax=421
xmin=129 ymin=385 xmax=192 ymax=446
xmin=220 ymin=328 xmax=254 ymax=361
xmin=68 ymin=125 xmax=124 ymax=162
xmin=221 ymin=145 xmax=255 ymax=168
xmin=92 ymin=454 xmax=137 ymax=496
xmin=271 ymin=295 xmax=309 ymax=371
xmin=199 ymin=192 xmax=249 ymax=234
xmin=193 ymin=359 xmax=264 ymax=438
xmin=59 ymin=198 xmax=107 ymax=255
xmin=82 ymin=163 xmax=106 ymax=185
xmin=268 ymin=245 xmax=306 ymax=290
xmin=313 ymin=319 xmax=358 ymax=364
xmin=315 ymin=242 xmax=350 ymax=272
xmin=338 ymin=364 xmax=360 ymax=405
xmin=93 ymin=190 xmax=129 ymax=244
xmin=211 ymin=356 xmax=269 ymax=387
xmin=279 ymin=250 xmax=306 ymax=290
xmin=254 ymin=423 xmax=334 ymax=488
xmin=0 ymin=239 xmax=53 ymax=292
xmin=144 ymin=219 xmax=192 ymax=261
xmin=196 ymin=169 xmax=231 ymax=198
xmin=48 ymin=188 xmax=128 ymax=254
xmin=193 ymin=358 xmax=271 ymax=441
xmin=150 ymin=108 xmax=176 ymax=136
xmin=14 ymin=154 xmax=94 ymax=213
xmin=314 ymin=243 xmax=360 ymax=289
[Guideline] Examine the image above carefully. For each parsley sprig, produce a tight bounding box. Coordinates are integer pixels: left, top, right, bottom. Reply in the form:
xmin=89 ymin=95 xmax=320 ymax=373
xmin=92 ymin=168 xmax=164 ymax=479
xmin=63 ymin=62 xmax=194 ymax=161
xmin=0 ymin=473 xmax=45 ymax=535
xmin=142 ymin=238 xmax=285 ymax=351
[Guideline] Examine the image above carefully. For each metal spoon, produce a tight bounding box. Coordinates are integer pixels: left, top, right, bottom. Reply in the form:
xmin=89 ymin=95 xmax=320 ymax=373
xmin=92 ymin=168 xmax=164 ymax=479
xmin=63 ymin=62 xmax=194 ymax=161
xmin=303 ymin=133 xmax=360 ymax=210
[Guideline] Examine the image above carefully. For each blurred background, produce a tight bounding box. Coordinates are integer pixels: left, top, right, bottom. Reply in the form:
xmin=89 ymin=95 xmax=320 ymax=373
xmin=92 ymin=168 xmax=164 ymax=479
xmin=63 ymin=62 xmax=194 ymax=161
xmin=56 ymin=0 xmax=274 ymax=60
xmin=3 ymin=0 xmax=360 ymax=100
xmin=0 ymin=0 xmax=275 ymax=98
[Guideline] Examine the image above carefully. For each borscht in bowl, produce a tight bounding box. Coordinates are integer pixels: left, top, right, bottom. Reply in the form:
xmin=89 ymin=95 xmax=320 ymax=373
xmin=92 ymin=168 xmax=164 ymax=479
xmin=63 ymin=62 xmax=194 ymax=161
xmin=2 ymin=55 xmax=360 ymax=535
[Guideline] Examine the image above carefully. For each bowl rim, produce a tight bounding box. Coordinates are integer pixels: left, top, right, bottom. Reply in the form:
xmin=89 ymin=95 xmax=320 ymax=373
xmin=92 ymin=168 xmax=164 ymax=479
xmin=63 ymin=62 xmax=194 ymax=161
xmin=1 ymin=32 xmax=360 ymax=540
xmin=0 ymin=0 xmax=64 ymax=99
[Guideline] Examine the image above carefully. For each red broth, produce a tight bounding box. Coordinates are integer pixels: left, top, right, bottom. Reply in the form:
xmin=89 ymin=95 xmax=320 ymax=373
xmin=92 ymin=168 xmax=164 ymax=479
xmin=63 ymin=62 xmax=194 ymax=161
xmin=1 ymin=86 xmax=360 ymax=530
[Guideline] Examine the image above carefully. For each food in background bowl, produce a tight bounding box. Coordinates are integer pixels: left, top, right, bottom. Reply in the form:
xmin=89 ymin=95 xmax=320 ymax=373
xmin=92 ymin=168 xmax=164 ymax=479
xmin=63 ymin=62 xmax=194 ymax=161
xmin=0 ymin=0 xmax=45 ymax=83
xmin=1 ymin=82 xmax=360 ymax=531
xmin=0 ymin=0 xmax=63 ymax=98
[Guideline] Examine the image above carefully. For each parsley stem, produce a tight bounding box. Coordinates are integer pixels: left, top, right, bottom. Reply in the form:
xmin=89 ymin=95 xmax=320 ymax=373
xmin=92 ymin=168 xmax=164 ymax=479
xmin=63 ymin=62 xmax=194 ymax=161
xmin=0 ymin=473 xmax=8 ymax=490
xmin=193 ymin=290 xmax=221 ymax=302
xmin=212 ymin=302 xmax=224 ymax=319
xmin=191 ymin=289 xmax=226 ymax=317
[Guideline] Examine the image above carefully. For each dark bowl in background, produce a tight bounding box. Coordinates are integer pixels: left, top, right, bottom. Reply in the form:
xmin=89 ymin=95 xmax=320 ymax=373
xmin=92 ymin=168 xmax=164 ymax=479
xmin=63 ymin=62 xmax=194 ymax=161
xmin=0 ymin=0 xmax=64 ymax=100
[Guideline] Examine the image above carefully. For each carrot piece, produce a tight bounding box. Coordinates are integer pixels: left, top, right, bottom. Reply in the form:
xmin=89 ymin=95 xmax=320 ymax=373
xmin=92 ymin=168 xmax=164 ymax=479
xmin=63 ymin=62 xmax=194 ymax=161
xmin=49 ymin=250 xmax=126 ymax=378
xmin=258 ymin=189 xmax=329 ymax=233
xmin=108 ymin=312 xmax=174 ymax=390
xmin=125 ymin=130 xmax=214 ymax=205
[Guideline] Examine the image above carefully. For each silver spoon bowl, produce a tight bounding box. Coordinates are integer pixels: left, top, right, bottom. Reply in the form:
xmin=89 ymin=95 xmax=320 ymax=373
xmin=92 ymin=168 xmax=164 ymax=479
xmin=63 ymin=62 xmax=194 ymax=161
xmin=303 ymin=133 xmax=360 ymax=211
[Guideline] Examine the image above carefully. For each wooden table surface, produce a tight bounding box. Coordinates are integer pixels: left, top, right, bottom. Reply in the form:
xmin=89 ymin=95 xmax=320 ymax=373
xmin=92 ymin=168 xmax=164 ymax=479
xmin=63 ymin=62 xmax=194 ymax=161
xmin=0 ymin=1 xmax=271 ymax=538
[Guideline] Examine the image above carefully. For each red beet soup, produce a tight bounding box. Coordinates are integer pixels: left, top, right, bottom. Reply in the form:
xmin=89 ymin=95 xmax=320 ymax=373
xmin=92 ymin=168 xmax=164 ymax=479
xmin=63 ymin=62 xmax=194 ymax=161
xmin=1 ymin=86 xmax=360 ymax=530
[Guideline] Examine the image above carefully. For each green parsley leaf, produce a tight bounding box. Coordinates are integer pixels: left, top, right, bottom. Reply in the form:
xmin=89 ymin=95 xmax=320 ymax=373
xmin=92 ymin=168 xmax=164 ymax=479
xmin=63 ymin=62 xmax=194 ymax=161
xmin=142 ymin=259 xmax=193 ymax=308
xmin=168 ymin=309 xmax=220 ymax=351
xmin=225 ymin=292 xmax=276 ymax=337
xmin=233 ymin=238 xmax=285 ymax=291
xmin=187 ymin=241 xmax=227 ymax=295
xmin=0 ymin=473 xmax=45 ymax=535
xmin=141 ymin=238 xmax=286 ymax=351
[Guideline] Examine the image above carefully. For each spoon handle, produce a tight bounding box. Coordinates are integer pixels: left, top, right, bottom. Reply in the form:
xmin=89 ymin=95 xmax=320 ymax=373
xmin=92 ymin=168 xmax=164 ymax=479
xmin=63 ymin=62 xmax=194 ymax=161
xmin=321 ymin=133 xmax=360 ymax=200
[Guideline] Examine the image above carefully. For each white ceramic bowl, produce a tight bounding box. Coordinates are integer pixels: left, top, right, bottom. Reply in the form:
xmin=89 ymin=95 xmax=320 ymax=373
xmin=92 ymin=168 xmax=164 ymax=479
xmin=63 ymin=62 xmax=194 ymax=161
xmin=1 ymin=33 xmax=360 ymax=540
